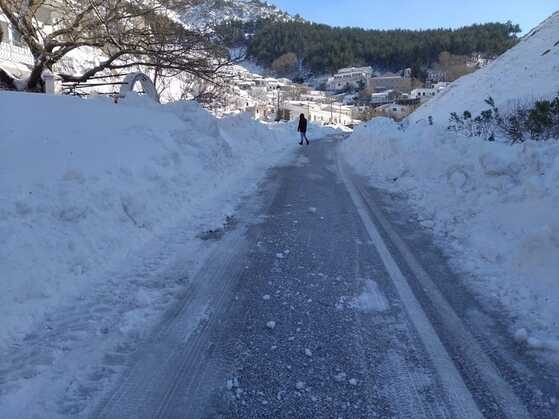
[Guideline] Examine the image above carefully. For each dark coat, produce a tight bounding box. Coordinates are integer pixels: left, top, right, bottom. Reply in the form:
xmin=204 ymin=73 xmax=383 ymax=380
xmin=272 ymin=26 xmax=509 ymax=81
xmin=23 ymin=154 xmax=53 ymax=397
xmin=297 ymin=116 xmax=308 ymax=133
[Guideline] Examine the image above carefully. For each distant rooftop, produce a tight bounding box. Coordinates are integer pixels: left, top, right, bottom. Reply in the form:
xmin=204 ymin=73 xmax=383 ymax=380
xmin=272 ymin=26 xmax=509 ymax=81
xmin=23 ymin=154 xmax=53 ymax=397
xmin=337 ymin=66 xmax=373 ymax=74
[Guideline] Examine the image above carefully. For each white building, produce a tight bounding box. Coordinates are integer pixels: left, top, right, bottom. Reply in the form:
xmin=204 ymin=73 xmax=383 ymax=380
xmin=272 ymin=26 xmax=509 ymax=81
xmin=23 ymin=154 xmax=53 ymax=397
xmin=1 ymin=3 xmax=73 ymax=92
xmin=410 ymin=88 xmax=437 ymax=102
xmin=0 ymin=14 xmax=34 ymax=75
xmin=327 ymin=66 xmax=373 ymax=91
xmin=300 ymin=90 xmax=329 ymax=103
xmin=433 ymin=81 xmax=450 ymax=91
xmin=411 ymin=82 xmax=448 ymax=103
xmin=370 ymin=89 xmax=400 ymax=105
xmin=372 ymin=103 xmax=411 ymax=121
xmin=285 ymin=100 xmax=353 ymax=126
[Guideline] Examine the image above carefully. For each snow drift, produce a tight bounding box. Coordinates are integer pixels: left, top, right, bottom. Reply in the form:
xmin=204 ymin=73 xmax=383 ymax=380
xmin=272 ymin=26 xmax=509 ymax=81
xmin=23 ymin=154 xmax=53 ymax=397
xmin=342 ymin=13 xmax=559 ymax=348
xmin=0 ymin=92 xmax=328 ymax=348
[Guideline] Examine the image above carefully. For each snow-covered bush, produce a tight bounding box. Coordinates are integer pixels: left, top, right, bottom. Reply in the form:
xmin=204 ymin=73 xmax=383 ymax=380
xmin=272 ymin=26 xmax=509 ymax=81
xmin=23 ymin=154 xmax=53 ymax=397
xmin=447 ymin=94 xmax=559 ymax=143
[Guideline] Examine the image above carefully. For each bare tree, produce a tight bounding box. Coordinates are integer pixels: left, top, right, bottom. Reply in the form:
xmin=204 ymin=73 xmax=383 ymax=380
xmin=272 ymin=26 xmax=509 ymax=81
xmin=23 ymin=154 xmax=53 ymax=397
xmin=0 ymin=0 xmax=229 ymax=91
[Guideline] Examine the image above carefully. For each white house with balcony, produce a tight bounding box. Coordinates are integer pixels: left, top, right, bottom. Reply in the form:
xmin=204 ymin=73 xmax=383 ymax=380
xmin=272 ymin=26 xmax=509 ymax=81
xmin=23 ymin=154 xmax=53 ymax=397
xmin=0 ymin=14 xmax=34 ymax=76
xmin=0 ymin=3 xmax=85 ymax=91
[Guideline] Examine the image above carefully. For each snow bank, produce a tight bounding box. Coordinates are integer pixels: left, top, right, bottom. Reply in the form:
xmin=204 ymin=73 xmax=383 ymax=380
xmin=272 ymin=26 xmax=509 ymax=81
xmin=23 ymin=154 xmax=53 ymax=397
xmin=0 ymin=92 xmax=328 ymax=348
xmin=341 ymin=12 xmax=559 ymax=347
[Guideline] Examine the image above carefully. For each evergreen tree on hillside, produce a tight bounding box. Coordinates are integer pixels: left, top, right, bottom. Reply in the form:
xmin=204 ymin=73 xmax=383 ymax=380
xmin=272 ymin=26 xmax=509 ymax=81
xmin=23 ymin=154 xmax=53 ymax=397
xmin=217 ymin=20 xmax=521 ymax=75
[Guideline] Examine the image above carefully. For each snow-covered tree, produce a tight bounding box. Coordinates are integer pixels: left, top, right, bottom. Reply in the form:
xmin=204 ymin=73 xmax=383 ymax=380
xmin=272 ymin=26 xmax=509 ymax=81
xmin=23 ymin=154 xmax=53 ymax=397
xmin=0 ymin=0 xmax=229 ymax=91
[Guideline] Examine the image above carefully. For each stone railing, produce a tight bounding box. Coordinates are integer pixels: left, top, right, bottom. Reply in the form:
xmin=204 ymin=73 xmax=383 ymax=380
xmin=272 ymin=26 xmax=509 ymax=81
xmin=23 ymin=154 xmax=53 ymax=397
xmin=0 ymin=42 xmax=34 ymax=66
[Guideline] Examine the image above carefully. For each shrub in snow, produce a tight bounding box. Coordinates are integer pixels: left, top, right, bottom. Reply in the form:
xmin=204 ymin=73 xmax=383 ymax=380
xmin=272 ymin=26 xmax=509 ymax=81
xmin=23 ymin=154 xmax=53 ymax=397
xmin=448 ymin=94 xmax=559 ymax=143
xmin=526 ymin=96 xmax=559 ymax=140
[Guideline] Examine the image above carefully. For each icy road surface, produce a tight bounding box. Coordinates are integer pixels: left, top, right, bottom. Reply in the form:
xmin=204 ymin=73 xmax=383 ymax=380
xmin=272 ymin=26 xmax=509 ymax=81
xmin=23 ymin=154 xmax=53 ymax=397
xmin=92 ymin=136 xmax=558 ymax=419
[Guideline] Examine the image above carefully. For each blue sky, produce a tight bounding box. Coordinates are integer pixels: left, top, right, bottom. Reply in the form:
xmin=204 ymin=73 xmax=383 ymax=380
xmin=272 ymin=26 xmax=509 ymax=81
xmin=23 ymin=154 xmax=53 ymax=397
xmin=271 ymin=0 xmax=557 ymax=34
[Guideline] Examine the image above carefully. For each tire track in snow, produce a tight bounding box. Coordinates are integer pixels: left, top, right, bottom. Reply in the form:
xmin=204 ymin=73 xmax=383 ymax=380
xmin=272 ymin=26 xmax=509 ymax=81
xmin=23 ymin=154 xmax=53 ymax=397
xmin=337 ymin=149 xmax=532 ymax=419
xmin=92 ymin=229 xmax=249 ymax=419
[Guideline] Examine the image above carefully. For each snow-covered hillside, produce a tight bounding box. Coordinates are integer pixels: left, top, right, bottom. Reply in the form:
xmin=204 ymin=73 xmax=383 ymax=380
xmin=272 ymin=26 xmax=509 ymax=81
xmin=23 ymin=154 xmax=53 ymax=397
xmin=179 ymin=0 xmax=294 ymax=29
xmin=411 ymin=11 xmax=559 ymax=124
xmin=342 ymin=13 xmax=559 ymax=352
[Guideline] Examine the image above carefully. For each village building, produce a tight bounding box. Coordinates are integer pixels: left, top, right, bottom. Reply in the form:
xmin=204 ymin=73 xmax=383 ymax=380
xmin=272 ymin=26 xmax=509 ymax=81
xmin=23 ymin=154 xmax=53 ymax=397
xmin=0 ymin=13 xmax=35 ymax=77
xmin=368 ymin=72 xmax=413 ymax=93
xmin=248 ymin=103 xmax=273 ymax=121
xmin=300 ymin=90 xmax=329 ymax=103
xmin=426 ymin=70 xmax=447 ymax=87
xmin=368 ymin=69 xmax=412 ymax=92
xmin=1 ymin=3 xmax=68 ymax=77
xmin=370 ymin=89 xmax=401 ymax=106
xmin=371 ymin=103 xmax=413 ymax=121
xmin=410 ymin=87 xmax=437 ymax=102
xmin=411 ymin=82 xmax=449 ymax=103
xmin=326 ymin=66 xmax=373 ymax=91
xmin=284 ymin=100 xmax=354 ymax=126
xmin=433 ymin=81 xmax=450 ymax=90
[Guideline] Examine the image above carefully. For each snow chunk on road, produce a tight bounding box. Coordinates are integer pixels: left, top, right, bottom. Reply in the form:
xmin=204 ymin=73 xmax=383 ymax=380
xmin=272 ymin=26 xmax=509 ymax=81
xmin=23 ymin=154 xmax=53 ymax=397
xmin=514 ymin=328 xmax=529 ymax=343
xmin=334 ymin=372 xmax=347 ymax=382
xmin=226 ymin=377 xmax=240 ymax=390
xmin=513 ymin=328 xmax=559 ymax=352
xmin=350 ymin=280 xmax=389 ymax=313
xmin=266 ymin=321 xmax=276 ymax=330
xmin=527 ymin=337 xmax=545 ymax=350
xmin=294 ymin=155 xmax=310 ymax=167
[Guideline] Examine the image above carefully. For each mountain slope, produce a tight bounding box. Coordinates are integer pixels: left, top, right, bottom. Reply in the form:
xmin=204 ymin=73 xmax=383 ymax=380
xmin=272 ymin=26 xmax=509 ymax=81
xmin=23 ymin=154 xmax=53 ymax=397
xmin=411 ymin=11 xmax=559 ymax=124
xmin=180 ymin=0 xmax=293 ymax=29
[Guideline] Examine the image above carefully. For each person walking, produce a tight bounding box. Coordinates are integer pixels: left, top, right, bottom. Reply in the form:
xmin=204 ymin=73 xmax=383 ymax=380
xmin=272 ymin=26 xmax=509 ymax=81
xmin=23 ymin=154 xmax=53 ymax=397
xmin=297 ymin=113 xmax=309 ymax=145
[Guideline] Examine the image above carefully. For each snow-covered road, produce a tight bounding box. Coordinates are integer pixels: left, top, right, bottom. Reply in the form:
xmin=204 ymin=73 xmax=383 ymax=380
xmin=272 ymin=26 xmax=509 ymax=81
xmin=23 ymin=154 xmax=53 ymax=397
xmin=90 ymin=136 xmax=558 ymax=419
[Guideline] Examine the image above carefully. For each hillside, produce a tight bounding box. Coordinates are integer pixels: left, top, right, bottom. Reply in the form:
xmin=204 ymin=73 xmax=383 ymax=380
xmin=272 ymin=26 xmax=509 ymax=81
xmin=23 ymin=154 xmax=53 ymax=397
xmin=342 ymin=12 xmax=559 ymax=348
xmin=411 ymin=11 xmax=559 ymax=124
xmin=218 ymin=19 xmax=521 ymax=74
xmin=179 ymin=0 xmax=294 ymax=29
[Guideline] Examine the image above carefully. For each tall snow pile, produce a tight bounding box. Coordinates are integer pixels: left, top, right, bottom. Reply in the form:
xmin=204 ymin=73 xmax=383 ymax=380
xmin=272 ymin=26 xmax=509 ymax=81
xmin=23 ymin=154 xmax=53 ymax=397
xmin=0 ymin=92 xmax=320 ymax=348
xmin=342 ymin=13 xmax=559 ymax=348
